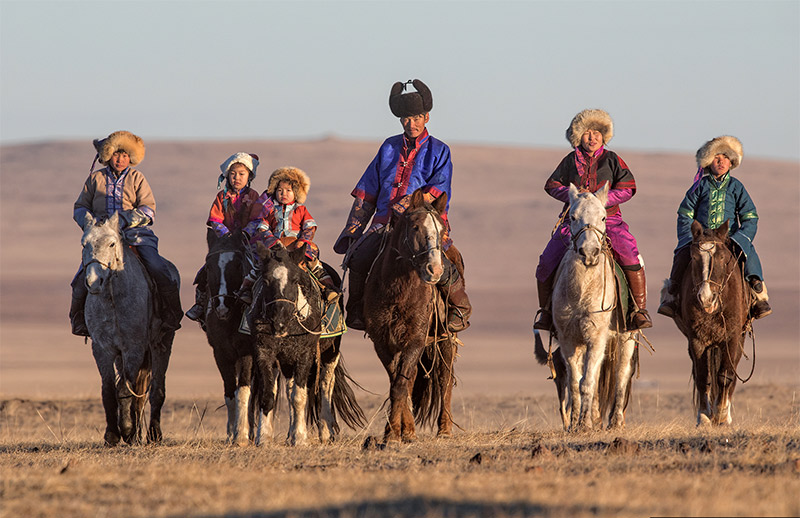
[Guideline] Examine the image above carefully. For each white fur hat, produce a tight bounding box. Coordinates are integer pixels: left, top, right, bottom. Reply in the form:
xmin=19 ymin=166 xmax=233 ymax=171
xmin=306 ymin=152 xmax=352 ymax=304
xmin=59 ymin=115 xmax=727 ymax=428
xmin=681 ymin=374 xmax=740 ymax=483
xmin=219 ymin=152 xmax=260 ymax=178
xmin=566 ymin=109 xmax=614 ymax=148
xmin=696 ymin=136 xmax=743 ymax=170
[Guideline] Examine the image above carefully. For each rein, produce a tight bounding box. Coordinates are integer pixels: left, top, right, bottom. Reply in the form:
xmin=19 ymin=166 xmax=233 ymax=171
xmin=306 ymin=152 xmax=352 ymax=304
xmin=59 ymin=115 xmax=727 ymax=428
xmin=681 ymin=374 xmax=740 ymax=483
xmin=261 ymin=296 xmax=323 ymax=335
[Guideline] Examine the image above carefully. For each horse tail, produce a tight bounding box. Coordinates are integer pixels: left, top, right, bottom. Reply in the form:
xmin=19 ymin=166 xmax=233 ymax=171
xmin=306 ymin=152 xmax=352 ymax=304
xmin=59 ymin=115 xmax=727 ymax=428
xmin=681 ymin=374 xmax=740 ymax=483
xmin=411 ymin=339 xmax=449 ymax=428
xmin=533 ymin=330 xmax=549 ymax=365
xmin=329 ymin=357 xmax=367 ymax=429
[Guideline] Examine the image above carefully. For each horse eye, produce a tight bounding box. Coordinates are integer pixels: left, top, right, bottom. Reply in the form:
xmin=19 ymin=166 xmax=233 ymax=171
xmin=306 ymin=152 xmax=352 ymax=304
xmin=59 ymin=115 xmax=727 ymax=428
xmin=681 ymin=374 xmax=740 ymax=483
xmin=109 ymin=242 xmax=115 ymax=247
xmin=602 ymin=217 xmax=606 ymax=222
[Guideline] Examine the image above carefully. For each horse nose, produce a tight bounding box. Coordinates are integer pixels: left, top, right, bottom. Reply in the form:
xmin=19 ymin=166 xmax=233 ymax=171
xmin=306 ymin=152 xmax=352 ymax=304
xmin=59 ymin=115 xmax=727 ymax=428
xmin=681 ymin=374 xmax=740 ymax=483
xmin=212 ymin=298 xmax=229 ymax=319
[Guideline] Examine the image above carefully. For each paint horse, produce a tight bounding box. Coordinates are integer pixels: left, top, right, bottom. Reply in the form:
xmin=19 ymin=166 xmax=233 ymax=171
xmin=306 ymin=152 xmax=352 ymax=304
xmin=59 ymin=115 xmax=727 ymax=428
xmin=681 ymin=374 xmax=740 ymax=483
xmin=669 ymin=220 xmax=749 ymax=426
xmin=364 ymin=189 xmax=459 ymax=442
xmin=251 ymin=242 xmax=365 ymax=445
xmin=551 ymin=184 xmax=638 ymax=432
xmin=199 ymin=229 xmax=276 ymax=445
xmin=81 ymin=212 xmax=176 ymax=445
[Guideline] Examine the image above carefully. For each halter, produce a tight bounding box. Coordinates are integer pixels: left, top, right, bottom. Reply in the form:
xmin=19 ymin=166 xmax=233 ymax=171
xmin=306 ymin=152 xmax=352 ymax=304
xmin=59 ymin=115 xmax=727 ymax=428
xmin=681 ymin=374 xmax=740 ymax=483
xmin=394 ymin=207 xmax=444 ymax=268
xmin=204 ymin=244 xmax=252 ymax=314
xmin=692 ymin=239 xmax=737 ymax=303
xmin=570 ymin=223 xmax=608 ymax=253
xmin=260 ymin=296 xmax=322 ymax=335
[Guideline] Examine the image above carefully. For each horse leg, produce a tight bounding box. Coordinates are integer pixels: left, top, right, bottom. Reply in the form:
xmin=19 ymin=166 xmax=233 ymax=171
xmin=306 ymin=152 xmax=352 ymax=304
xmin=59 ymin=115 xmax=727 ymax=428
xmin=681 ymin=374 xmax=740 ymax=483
xmin=609 ymin=334 xmax=637 ymax=430
xmin=436 ymin=342 xmax=456 ymax=438
xmin=232 ymin=354 xmax=253 ymax=447
xmin=578 ymin=337 xmax=608 ymax=432
xmin=286 ymin=375 xmax=309 ymax=446
xmin=691 ymin=342 xmax=713 ymax=426
xmin=384 ymin=348 xmax=422 ymax=443
xmin=93 ymin=345 xmax=122 ymax=446
xmin=212 ymin=346 xmax=239 ymax=443
xmin=714 ymin=336 xmax=742 ymax=426
xmin=255 ymin=363 xmax=279 ymax=446
xmin=147 ymin=338 xmax=172 ymax=444
xmin=254 ymin=348 xmax=278 ymax=444
xmin=563 ymin=345 xmax=585 ymax=432
xmin=317 ymin=351 xmax=340 ymax=444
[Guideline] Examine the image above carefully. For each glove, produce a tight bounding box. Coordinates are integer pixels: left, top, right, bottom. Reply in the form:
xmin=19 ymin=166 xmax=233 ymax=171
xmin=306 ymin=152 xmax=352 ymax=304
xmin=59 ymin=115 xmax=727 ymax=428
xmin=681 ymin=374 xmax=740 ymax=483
xmin=119 ymin=209 xmax=150 ymax=229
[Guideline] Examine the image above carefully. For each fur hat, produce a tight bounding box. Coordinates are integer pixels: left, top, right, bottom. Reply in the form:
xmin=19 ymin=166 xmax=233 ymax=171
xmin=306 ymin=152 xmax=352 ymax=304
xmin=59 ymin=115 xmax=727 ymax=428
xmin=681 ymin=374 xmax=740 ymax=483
xmin=566 ymin=109 xmax=614 ymax=148
xmin=696 ymin=136 xmax=743 ymax=170
xmin=220 ymin=152 xmax=260 ymax=178
xmin=389 ymin=79 xmax=433 ymax=118
xmin=93 ymin=131 xmax=145 ymax=166
xmin=267 ymin=166 xmax=310 ymax=204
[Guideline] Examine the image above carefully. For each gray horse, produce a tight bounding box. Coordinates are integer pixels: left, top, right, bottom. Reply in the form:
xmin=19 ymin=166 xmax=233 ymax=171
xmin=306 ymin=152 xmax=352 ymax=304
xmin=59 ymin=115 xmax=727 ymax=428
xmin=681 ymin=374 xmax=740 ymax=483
xmin=82 ymin=212 xmax=176 ymax=445
xmin=552 ymin=184 xmax=638 ymax=432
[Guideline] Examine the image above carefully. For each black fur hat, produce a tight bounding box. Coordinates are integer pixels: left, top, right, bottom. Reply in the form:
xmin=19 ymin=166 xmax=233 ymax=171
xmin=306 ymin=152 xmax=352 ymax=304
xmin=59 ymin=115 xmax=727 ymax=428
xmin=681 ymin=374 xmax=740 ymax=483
xmin=389 ymin=79 xmax=433 ymax=117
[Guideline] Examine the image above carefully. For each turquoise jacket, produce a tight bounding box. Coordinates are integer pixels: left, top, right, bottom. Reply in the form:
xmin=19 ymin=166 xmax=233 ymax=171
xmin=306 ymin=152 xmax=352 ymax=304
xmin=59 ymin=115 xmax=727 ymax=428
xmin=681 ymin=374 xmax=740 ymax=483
xmin=676 ymin=171 xmax=762 ymax=279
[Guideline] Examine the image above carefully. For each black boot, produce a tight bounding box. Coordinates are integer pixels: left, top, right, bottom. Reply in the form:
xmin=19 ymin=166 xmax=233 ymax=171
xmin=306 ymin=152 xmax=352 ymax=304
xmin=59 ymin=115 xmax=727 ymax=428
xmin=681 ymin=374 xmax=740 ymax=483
xmin=345 ymin=270 xmax=367 ymax=331
xmin=185 ymin=286 xmax=208 ymax=322
xmin=441 ymin=273 xmax=472 ymax=333
xmin=749 ymin=278 xmax=772 ymax=319
xmin=533 ymin=276 xmax=554 ymax=331
xmin=311 ymin=263 xmax=342 ymax=303
xmin=69 ymin=294 xmax=89 ymax=337
xmin=159 ymin=286 xmax=183 ymax=332
xmin=625 ymin=267 xmax=653 ymax=331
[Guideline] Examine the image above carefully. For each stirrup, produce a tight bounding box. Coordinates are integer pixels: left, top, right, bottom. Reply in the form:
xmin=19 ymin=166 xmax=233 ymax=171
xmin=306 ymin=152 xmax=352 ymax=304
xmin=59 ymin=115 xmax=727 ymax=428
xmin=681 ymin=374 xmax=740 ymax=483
xmin=533 ymin=309 xmax=553 ymax=331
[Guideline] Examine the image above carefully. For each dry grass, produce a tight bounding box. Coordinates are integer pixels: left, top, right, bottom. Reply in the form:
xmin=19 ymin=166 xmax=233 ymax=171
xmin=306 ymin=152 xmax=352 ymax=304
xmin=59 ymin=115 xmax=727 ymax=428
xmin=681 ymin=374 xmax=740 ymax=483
xmin=1 ymin=384 xmax=799 ymax=518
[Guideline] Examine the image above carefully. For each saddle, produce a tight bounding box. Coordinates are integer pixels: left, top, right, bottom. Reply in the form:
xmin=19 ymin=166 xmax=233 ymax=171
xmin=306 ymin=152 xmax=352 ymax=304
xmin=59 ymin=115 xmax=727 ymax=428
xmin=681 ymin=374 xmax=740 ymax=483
xmin=238 ymin=261 xmax=346 ymax=338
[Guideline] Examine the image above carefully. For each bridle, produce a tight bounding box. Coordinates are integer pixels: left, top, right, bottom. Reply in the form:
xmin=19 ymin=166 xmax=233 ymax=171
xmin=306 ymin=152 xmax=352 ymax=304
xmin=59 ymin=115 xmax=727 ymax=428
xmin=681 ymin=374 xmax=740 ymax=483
xmin=259 ymin=292 xmax=322 ymax=336
xmin=570 ymin=223 xmax=609 ymax=253
xmin=692 ymin=240 xmax=737 ymax=303
xmin=394 ymin=207 xmax=444 ymax=269
xmin=205 ymin=247 xmax=250 ymax=310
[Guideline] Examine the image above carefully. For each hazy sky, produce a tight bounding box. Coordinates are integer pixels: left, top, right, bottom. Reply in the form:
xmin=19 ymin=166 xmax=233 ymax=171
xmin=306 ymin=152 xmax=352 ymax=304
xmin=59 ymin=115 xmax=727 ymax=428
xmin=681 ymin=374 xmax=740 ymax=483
xmin=1 ymin=0 xmax=798 ymax=161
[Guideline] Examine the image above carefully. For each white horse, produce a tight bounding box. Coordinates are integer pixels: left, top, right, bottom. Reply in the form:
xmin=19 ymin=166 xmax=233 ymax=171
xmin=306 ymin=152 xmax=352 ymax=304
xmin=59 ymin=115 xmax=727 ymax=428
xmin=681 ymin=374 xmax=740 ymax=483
xmin=82 ymin=212 xmax=176 ymax=445
xmin=552 ymin=184 xmax=638 ymax=432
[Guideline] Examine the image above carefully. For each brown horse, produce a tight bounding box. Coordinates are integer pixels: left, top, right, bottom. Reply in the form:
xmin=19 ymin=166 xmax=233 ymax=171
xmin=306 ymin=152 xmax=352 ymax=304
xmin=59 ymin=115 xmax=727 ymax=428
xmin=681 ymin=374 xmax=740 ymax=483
xmin=364 ymin=189 xmax=459 ymax=442
xmin=672 ymin=220 xmax=749 ymax=426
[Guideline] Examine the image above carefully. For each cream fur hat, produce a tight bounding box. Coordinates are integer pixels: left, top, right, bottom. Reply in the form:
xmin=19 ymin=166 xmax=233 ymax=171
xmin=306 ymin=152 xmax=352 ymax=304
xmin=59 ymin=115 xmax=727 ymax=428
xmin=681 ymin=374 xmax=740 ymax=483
xmin=267 ymin=166 xmax=310 ymax=204
xmin=220 ymin=152 xmax=260 ymax=178
xmin=93 ymin=131 xmax=145 ymax=166
xmin=566 ymin=109 xmax=614 ymax=148
xmin=696 ymin=136 xmax=743 ymax=170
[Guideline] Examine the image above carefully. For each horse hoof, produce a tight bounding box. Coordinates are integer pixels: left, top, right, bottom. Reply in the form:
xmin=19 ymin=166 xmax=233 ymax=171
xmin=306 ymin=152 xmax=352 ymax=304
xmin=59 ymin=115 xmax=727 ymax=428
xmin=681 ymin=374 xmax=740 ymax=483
xmin=401 ymin=432 xmax=417 ymax=443
xmin=104 ymin=430 xmax=121 ymax=447
xmin=436 ymin=430 xmax=453 ymax=439
xmin=147 ymin=425 xmax=162 ymax=444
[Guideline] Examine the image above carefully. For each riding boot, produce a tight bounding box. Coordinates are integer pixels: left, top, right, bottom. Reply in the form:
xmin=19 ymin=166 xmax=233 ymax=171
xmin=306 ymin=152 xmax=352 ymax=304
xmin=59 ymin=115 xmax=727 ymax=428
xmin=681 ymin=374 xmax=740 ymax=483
xmin=69 ymin=286 xmax=90 ymax=337
xmin=345 ymin=270 xmax=367 ymax=331
xmin=657 ymin=279 xmax=680 ymax=318
xmin=235 ymin=272 xmax=256 ymax=305
xmin=624 ymin=267 xmax=653 ymax=331
xmin=533 ymin=276 xmax=554 ymax=331
xmin=159 ymin=286 xmax=183 ymax=333
xmin=310 ymin=261 xmax=342 ymax=303
xmin=185 ymin=286 xmax=208 ymax=322
xmin=441 ymin=273 xmax=472 ymax=333
xmin=748 ymin=278 xmax=773 ymax=319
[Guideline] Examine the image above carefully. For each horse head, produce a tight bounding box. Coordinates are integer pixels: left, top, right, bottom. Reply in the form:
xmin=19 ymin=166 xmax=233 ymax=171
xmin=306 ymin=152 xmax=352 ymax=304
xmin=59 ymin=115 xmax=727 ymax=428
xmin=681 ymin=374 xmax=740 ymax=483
xmin=205 ymin=229 xmax=249 ymax=321
xmin=82 ymin=212 xmax=125 ymax=295
xmin=254 ymin=241 xmax=317 ymax=338
xmin=568 ymin=183 xmax=609 ymax=267
xmin=393 ymin=189 xmax=447 ymax=284
xmin=689 ymin=219 xmax=732 ymax=314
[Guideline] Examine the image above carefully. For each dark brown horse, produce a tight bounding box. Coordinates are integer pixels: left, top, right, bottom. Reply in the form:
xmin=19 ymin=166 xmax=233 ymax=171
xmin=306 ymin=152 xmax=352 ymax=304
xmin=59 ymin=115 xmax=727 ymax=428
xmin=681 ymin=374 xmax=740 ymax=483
xmin=673 ymin=220 xmax=749 ymax=426
xmin=364 ymin=189 xmax=459 ymax=442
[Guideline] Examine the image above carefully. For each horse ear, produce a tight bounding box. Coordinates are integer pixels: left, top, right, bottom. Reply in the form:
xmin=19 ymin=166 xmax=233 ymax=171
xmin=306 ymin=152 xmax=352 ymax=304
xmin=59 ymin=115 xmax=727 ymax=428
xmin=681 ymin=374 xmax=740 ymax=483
xmin=432 ymin=191 xmax=448 ymax=214
xmin=568 ymin=183 xmax=580 ymax=202
xmin=83 ymin=212 xmax=95 ymax=229
xmin=691 ymin=220 xmax=704 ymax=240
xmin=595 ymin=182 xmax=610 ymax=207
xmin=716 ymin=220 xmax=730 ymax=239
xmin=410 ymin=189 xmax=426 ymax=209
xmin=290 ymin=242 xmax=308 ymax=264
xmin=256 ymin=241 xmax=269 ymax=260
xmin=108 ymin=212 xmax=120 ymax=229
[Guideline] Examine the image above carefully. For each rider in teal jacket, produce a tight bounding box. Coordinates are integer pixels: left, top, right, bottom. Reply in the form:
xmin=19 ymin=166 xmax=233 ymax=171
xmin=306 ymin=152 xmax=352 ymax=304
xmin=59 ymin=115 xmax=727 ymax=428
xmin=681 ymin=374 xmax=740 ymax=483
xmin=659 ymin=135 xmax=771 ymax=320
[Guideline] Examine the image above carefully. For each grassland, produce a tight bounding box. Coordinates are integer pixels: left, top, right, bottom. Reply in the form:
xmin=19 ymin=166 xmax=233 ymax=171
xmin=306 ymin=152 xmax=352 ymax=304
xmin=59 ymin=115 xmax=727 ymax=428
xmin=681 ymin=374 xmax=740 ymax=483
xmin=2 ymin=383 xmax=798 ymax=517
